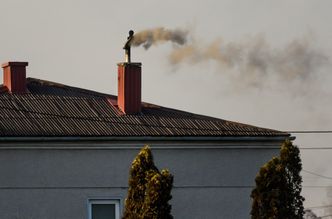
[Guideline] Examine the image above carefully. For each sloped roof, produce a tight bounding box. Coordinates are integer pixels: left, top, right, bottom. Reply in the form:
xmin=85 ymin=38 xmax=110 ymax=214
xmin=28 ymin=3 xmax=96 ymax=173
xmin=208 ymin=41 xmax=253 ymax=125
xmin=0 ymin=78 xmax=289 ymax=137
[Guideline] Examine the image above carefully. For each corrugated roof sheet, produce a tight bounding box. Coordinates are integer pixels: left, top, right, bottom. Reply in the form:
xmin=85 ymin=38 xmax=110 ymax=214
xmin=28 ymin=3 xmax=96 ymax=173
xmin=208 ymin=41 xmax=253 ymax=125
xmin=0 ymin=78 xmax=289 ymax=137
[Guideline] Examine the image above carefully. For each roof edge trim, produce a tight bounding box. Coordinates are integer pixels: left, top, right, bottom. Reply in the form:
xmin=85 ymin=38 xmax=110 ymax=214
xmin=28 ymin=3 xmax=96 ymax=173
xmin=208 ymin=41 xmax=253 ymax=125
xmin=0 ymin=135 xmax=294 ymax=143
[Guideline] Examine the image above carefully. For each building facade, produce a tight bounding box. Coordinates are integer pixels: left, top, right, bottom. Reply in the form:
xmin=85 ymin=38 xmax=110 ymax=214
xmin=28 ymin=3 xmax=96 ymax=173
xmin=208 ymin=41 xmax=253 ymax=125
xmin=0 ymin=61 xmax=290 ymax=219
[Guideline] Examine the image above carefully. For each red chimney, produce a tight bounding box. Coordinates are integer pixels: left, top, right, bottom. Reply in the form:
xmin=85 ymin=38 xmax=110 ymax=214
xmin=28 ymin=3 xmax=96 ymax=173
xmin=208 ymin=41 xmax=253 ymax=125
xmin=2 ymin=62 xmax=28 ymax=94
xmin=117 ymin=62 xmax=142 ymax=114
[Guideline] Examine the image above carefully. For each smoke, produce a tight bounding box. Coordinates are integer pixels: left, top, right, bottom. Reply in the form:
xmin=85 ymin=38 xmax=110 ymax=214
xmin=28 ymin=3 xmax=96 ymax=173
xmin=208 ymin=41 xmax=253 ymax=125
xmin=132 ymin=27 xmax=329 ymax=86
xmin=131 ymin=27 xmax=188 ymax=49
xmin=170 ymin=36 xmax=329 ymax=83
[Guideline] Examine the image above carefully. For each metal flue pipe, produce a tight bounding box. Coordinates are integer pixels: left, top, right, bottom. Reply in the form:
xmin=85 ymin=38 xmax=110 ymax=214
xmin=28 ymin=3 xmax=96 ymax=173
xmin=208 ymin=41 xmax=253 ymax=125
xmin=123 ymin=30 xmax=134 ymax=63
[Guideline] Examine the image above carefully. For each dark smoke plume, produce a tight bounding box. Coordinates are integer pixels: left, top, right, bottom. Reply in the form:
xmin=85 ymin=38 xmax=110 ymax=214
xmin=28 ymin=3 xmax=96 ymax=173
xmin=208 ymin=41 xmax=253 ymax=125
xmin=131 ymin=27 xmax=188 ymax=49
xmin=132 ymin=27 xmax=329 ymax=85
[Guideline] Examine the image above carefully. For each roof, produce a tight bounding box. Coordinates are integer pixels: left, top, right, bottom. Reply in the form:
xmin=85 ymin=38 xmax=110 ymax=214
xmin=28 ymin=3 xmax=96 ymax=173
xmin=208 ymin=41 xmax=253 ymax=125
xmin=0 ymin=78 xmax=289 ymax=137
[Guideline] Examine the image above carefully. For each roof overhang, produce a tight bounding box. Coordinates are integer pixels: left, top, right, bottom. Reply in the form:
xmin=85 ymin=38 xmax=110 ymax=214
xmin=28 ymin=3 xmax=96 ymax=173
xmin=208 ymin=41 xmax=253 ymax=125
xmin=0 ymin=135 xmax=293 ymax=143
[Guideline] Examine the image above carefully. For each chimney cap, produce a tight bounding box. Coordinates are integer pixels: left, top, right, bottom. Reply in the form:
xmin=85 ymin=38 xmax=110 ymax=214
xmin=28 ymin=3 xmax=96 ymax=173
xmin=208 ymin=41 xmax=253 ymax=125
xmin=2 ymin=62 xmax=29 ymax=68
xmin=128 ymin=30 xmax=134 ymax=37
xmin=123 ymin=30 xmax=134 ymax=50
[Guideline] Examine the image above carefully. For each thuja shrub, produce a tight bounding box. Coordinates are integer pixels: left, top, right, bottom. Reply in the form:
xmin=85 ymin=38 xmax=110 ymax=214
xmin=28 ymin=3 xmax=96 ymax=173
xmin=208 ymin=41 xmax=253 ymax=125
xmin=251 ymin=140 xmax=304 ymax=219
xmin=123 ymin=145 xmax=173 ymax=219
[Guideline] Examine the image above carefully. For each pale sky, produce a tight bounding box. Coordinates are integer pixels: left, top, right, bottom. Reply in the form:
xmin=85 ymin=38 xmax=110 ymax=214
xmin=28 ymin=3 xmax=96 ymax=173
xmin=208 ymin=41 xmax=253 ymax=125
xmin=1 ymin=0 xmax=332 ymax=215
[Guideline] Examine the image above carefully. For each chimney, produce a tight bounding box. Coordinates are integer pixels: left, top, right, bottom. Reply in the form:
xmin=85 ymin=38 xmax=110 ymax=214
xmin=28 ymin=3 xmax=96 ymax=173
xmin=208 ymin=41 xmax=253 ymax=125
xmin=117 ymin=30 xmax=142 ymax=114
xmin=2 ymin=62 xmax=28 ymax=94
xmin=117 ymin=62 xmax=142 ymax=114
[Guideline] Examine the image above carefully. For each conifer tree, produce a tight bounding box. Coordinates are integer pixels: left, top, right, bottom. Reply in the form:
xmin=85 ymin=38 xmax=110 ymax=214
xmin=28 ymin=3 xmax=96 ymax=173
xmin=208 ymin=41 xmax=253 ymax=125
xmin=123 ymin=145 xmax=173 ymax=219
xmin=251 ymin=157 xmax=287 ymax=218
xmin=141 ymin=169 xmax=173 ymax=219
xmin=251 ymin=140 xmax=304 ymax=219
xmin=280 ymin=140 xmax=305 ymax=218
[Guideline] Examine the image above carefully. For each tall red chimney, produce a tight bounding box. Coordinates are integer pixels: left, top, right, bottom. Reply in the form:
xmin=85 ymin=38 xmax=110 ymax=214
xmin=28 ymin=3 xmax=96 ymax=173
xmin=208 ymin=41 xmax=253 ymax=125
xmin=117 ymin=62 xmax=142 ymax=114
xmin=2 ymin=62 xmax=28 ymax=94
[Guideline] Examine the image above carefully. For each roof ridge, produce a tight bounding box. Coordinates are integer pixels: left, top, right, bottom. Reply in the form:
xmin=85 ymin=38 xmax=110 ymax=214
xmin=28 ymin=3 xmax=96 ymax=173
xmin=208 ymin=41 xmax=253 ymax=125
xmin=0 ymin=93 xmax=105 ymax=99
xmin=27 ymin=77 xmax=117 ymax=99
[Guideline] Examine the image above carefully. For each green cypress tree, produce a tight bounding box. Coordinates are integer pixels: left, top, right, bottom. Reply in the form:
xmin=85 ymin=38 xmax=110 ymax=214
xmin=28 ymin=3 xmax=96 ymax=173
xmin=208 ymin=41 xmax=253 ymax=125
xmin=280 ymin=140 xmax=305 ymax=218
xmin=251 ymin=157 xmax=287 ymax=218
xmin=122 ymin=145 xmax=158 ymax=219
xmin=123 ymin=145 xmax=173 ymax=219
xmin=141 ymin=169 xmax=173 ymax=219
xmin=251 ymin=140 xmax=304 ymax=219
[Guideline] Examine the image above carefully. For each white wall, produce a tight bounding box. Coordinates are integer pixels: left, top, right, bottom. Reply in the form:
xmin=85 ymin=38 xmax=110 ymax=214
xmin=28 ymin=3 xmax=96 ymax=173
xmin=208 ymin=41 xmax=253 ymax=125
xmin=0 ymin=139 xmax=282 ymax=219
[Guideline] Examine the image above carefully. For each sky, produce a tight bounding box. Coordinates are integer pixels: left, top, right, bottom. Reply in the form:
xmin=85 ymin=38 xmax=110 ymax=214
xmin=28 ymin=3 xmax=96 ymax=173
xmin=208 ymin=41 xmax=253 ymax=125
xmin=1 ymin=0 xmax=332 ymax=215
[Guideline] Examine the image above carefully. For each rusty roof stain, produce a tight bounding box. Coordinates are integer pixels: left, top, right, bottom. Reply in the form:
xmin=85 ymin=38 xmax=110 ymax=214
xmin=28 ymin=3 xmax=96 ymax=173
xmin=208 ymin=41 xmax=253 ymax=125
xmin=0 ymin=78 xmax=289 ymax=137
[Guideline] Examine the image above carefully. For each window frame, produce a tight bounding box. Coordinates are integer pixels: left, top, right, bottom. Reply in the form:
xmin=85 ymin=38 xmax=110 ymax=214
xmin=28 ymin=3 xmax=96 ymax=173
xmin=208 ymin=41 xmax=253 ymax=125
xmin=88 ymin=198 xmax=121 ymax=219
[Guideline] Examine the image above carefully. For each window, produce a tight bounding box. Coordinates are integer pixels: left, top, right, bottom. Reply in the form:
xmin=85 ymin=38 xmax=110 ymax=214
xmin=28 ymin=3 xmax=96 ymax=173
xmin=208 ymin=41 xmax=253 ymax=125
xmin=88 ymin=199 xmax=120 ymax=219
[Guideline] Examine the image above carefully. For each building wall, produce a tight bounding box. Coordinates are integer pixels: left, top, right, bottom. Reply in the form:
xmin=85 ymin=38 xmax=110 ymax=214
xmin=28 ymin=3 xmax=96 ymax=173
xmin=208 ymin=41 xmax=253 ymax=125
xmin=0 ymin=140 xmax=283 ymax=219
